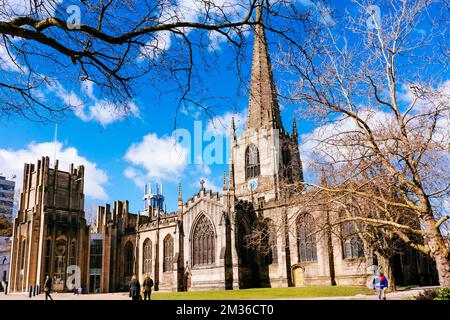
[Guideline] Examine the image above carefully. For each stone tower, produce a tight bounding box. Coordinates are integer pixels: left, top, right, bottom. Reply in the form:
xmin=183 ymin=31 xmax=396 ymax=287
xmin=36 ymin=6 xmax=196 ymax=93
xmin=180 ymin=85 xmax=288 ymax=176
xmin=230 ymin=1 xmax=303 ymax=204
xmin=9 ymin=157 xmax=89 ymax=292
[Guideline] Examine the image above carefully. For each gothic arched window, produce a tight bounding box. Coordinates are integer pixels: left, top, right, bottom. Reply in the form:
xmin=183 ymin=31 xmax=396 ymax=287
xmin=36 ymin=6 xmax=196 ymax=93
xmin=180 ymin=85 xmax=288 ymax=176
xmin=163 ymin=235 xmax=174 ymax=272
xmin=192 ymin=214 xmax=215 ymax=266
xmin=124 ymin=242 xmax=134 ymax=277
xmin=142 ymin=238 xmax=152 ymax=275
xmin=296 ymin=214 xmax=317 ymax=262
xmin=245 ymin=144 xmax=260 ymax=179
xmin=341 ymin=222 xmax=365 ymax=259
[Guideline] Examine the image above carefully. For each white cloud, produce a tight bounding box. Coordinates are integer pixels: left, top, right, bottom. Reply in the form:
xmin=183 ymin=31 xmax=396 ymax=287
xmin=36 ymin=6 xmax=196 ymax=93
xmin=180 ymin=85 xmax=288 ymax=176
xmin=138 ymin=0 xmax=249 ymax=60
xmin=181 ymin=105 xmax=201 ymax=119
xmin=397 ymin=81 xmax=450 ymax=144
xmin=0 ymin=141 xmax=109 ymax=200
xmin=124 ymin=167 xmax=146 ymax=189
xmin=192 ymin=155 xmax=212 ymax=176
xmin=1 ymin=0 xmax=62 ymax=19
xmin=124 ymin=133 xmax=189 ymax=185
xmin=206 ymin=109 xmax=247 ymax=136
xmin=208 ymin=31 xmax=228 ymax=51
xmin=47 ymin=80 xmax=140 ymax=126
xmin=296 ymin=0 xmax=335 ymax=26
xmin=300 ymin=81 xmax=450 ymax=183
xmin=81 ymin=79 xmax=96 ymax=100
xmin=138 ymin=31 xmax=172 ymax=61
xmin=300 ymin=109 xmax=394 ymax=169
xmin=88 ymin=100 xmax=140 ymax=126
xmin=190 ymin=176 xmax=221 ymax=192
xmin=0 ymin=42 xmax=27 ymax=73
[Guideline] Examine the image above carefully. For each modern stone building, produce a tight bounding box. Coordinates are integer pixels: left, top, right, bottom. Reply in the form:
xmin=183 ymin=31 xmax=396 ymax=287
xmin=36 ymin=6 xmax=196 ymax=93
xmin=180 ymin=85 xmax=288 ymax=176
xmin=8 ymin=158 xmax=90 ymax=292
xmin=0 ymin=236 xmax=11 ymax=288
xmin=8 ymin=5 xmax=438 ymax=294
xmin=0 ymin=175 xmax=15 ymax=218
xmin=0 ymin=175 xmax=15 ymax=291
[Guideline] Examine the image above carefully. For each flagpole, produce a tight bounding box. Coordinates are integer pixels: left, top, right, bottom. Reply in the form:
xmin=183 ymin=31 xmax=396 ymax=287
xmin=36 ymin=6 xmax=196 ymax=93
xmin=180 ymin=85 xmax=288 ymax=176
xmin=54 ymin=123 xmax=58 ymax=167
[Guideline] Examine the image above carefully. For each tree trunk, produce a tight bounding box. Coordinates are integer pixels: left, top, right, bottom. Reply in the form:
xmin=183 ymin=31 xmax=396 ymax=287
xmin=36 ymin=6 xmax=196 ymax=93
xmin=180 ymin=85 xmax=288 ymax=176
xmin=376 ymin=252 xmax=396 ymax=291
xmin=422 ymin=214 xmax=450 ymax=289
xmin=434 ymin=252 xmax=450 ymax=289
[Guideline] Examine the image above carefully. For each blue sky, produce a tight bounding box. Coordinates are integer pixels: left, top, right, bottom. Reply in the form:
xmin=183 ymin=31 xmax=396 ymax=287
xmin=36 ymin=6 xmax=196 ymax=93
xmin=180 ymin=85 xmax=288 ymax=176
xmin=0 ymin=0 xmax=448 ymax=217
xmin=0 ymin=1 xmax=307 ymax=215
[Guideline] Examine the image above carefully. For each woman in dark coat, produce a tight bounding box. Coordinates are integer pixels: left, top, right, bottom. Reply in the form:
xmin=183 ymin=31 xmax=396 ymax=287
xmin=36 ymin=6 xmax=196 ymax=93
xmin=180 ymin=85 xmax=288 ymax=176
xmin=129 ymin=275 xmax=141 ymax=301
xmin=44 ymin=274 xmax=53 ymax=300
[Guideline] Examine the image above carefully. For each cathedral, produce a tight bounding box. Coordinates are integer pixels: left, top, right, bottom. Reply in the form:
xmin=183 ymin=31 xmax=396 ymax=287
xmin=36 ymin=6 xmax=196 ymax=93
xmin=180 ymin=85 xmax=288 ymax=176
xmin=8 ymin=7 xmax=438 ymax=294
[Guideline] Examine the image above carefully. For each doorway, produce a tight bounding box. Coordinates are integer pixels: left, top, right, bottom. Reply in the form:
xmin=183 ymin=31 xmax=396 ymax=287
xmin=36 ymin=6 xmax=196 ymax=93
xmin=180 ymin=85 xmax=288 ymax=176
xmin=183 ymin=272 xmax=191 ymax=291
xmin=89 ymin=274 xmax=101 ymax=293
xmin=292 ymin=265 xmax=304 ymax=286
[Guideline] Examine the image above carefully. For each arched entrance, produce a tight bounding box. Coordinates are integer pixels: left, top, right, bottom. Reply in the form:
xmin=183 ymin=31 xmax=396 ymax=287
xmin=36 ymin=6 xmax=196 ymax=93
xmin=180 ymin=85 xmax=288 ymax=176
xmin=183 ymin=272 xmax=191 ymax=291
xmin=291 ymin=264 xmax=305 ymax=287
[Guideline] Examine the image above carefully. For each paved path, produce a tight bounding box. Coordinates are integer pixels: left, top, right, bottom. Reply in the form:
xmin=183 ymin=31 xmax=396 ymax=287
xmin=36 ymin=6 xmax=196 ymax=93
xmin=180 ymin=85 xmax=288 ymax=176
xmin=296 ymin=286 xmax=438 ymax=300
xmin=0 ymin=286 xmax=438 ymax=301
xmin=0 ymin=291 xmax=129 ymax=300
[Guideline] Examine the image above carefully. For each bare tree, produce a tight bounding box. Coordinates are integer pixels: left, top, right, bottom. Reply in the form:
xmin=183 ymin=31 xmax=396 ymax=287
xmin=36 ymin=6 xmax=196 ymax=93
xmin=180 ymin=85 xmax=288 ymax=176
xmin=0 ymin=0 xmax=267 ymax=121
xmin=278 ymin=0 xmax=450 ymax=287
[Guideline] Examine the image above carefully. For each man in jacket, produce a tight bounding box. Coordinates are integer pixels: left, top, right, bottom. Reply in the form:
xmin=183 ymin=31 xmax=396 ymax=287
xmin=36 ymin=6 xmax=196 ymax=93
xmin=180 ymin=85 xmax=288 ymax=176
xmin=129 ymin=275 xmax=141 ymax=301
xmin=143 ymin=274 xmax=154 ymax=300
xmin=373 ymin=272 xmax=388 ymax=300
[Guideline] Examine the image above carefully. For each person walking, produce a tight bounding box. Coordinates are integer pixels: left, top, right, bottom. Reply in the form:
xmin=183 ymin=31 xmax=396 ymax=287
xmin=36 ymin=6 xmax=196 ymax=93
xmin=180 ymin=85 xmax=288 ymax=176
xmin=44 ymin=274 xmax=53 ymax=301
xmin=142 ymin=274 xmax=154 ymax=301
xmin=373 ymin=272 xmax=388 ymax=300
xmin=129 ymin=275 xmax=141 ymax=301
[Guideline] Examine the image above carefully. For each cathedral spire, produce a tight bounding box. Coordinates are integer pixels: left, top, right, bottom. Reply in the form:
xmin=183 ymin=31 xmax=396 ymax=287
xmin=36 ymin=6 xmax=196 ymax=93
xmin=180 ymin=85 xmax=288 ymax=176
xmin=229 ymin=161 xmax=235 ymax=192
xmin=223 ymin=171 xmax=227 ymax=191
xmin=178 ymin=182 xmax=184 ymax=220
xmin=292 ymin=118 xmax=298 ymax=140
xmin=230 ymin=117 xmax=236 ymax=142
xmin=246 ymin=0 xmax=283 ymax=131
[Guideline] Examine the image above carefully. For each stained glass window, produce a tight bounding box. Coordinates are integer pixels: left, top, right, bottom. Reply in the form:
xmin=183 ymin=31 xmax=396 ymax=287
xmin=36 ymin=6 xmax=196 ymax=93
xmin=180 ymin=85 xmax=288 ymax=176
xmin=296 ymin=214 xmax=317 ymax=262
xmin=192 ymin=215 xmax=215 ymax=265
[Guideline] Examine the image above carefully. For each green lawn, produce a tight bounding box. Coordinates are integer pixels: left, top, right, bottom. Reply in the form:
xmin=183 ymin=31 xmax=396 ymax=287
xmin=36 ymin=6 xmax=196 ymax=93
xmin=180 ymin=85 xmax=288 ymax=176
xmin=151 ymin=286 xmax=373 ymax=300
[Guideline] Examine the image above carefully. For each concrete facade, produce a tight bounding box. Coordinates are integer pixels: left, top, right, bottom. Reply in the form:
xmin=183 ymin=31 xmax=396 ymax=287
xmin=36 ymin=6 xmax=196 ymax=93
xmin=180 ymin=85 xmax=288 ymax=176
xmin=0 ymin=175 xmax=15 ymax=218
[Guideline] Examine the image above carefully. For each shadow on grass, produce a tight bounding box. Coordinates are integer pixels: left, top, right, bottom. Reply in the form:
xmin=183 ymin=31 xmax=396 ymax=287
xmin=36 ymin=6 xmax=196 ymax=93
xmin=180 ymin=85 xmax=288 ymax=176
xmin=152 ymin=286 xmax=373 ymax=300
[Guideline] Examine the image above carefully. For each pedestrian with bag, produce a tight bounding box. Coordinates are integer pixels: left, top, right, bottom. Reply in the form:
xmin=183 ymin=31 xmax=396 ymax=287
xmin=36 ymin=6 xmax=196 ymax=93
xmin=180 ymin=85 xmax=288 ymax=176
xmin=44 ymin=274 xmax=53 ymax=301
xmin=373 ymin=272 xmax=388 ymax=300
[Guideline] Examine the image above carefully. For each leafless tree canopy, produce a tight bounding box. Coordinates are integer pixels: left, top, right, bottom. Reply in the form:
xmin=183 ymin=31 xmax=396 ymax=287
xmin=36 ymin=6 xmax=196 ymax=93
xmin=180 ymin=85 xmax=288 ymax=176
xmin=273 ymin=0 xmax=450 ymax=287
xmin=0 ymin=0 xmax=320 ymax=123
xmin=0 ymin=0 xmax=263 ymax=120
